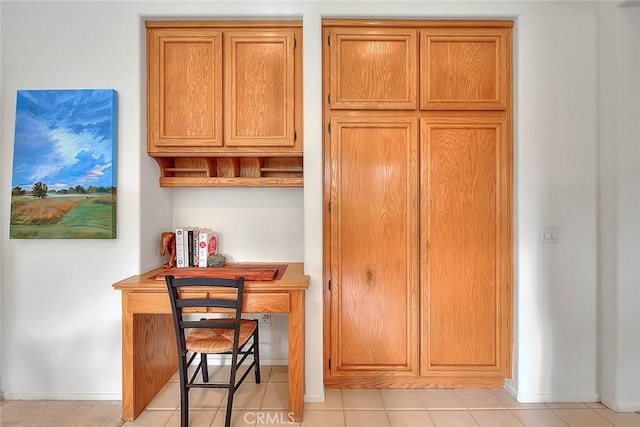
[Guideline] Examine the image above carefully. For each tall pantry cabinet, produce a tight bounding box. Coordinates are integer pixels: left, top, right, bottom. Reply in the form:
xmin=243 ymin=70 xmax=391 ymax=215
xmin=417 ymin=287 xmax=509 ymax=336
xmin=323 ymin=20 xmax=513 ymax=388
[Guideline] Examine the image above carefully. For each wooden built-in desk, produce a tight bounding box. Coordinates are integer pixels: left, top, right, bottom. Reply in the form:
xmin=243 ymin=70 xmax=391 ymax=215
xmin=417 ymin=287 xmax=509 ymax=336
xmin=113 ymin=263 xmax=309 ymax=421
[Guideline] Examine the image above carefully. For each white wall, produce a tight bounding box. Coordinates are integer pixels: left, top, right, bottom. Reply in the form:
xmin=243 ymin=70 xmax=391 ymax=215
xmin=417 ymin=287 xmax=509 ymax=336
xmin=0 ymin=1 xmax=146 ymax=399
xmin=510 ymin=2 xmax=599 ymax=403
xmin=172 ymin=187 xmax=305 ymax=365
xmin=0 ymin=0 xmax=3 ymax=398
xmin=598 ymin=2 xmax=640 ymax=412
xmin=0 ymin=0 xmax=637 ymax=411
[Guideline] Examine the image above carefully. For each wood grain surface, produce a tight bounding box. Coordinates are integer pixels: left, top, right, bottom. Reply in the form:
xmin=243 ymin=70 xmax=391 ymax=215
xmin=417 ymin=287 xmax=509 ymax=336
xmin=154 ymin=265 xmax=280 ymax=281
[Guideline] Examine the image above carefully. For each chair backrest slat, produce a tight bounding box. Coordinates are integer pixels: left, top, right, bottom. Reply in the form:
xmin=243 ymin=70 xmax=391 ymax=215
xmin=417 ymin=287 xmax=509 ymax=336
xmin=169 ymin=276 xmax=241 ymax=288
xmin=165 ymin=274 xmax=247 ymax=350
xmin=180 ymin=320 xmax=236 ymax=329
xmin=176 ymin=299 xmax=237 ymax=310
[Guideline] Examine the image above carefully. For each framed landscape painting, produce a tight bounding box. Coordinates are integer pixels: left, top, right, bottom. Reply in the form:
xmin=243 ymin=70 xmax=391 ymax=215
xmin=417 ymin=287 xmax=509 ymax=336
xmin=10 ymin=89 xmax=117 ymax=239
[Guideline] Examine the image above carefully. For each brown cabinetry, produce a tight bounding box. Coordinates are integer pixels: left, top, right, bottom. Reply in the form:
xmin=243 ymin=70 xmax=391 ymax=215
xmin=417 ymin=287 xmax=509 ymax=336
xmin=147 ymin=28 xmax=224 ymax=150
xmin=224 ymin=30 xmax=297 ymax=147
xmin=146 ymin=21 xmax=303 ymax=187
xmin=327 ymin=28 xmax=417 ymax=110
xmin=420 ymin=27 xmax=510 ymax=110
xmin=420 ymin=115 xmax=511 ymax=378
xmin=323 ymin=20 xmax=513 ymax=388
xmin=328 ymin=116 xmax=419 ymax=377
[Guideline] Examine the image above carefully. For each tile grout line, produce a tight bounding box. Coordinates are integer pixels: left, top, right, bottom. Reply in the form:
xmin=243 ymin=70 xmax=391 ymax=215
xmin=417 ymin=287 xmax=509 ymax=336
xmin=340 ymin=388 xmax=347 ymax=427
xmin=381 ymin=390 xmax=393 ymax=427
xmin=549 ymin=407 xmax=592 ymax=427
xmin=466 ymin=410 xmax=485 ymax=427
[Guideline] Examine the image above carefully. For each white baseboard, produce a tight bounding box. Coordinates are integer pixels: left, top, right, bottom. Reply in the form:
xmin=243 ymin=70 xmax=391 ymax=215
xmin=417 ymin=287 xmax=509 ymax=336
xmin=1 ymin=357 xmax=286 ymax=402
xmin=504 ymin=381 xmax=518 ymax=399
xmin=1 ymin=393 xmax=121 ymax=401
xmin=304 ymin=391 xmax=325 ymax=403
xmin=517 ymin=391 xmax=600 ymax=403
xmin=601 ymin=397 xmax=640 ymax=412
xmin=504 ymin=383 xmax=599 ymax=403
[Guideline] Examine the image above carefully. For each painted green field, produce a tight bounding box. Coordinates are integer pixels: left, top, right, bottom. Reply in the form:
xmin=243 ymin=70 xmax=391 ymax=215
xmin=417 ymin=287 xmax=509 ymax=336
xmin=10 ymin=194 xmax=116 ymax=239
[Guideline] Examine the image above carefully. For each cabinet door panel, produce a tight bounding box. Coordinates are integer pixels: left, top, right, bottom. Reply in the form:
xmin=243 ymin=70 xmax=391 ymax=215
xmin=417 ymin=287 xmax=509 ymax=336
xmin=420 ymin=116 xmax=511 ymax=377
xmin=329 ymin=29 xmax=417 ymax=110
xmin=330 ymin=117 xmax=419 ymax=376
xmin=420 ymin=28 xmax=509 ymax=110
xmin=225 ymin=31 xmax=296 ymax=147
xmin=148 ymin=29 xmax=223 ymax=150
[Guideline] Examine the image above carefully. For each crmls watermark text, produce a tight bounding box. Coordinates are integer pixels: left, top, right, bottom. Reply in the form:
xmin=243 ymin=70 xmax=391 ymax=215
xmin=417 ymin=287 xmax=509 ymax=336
xmin=243 ymin=411 xmax=296 ymax=424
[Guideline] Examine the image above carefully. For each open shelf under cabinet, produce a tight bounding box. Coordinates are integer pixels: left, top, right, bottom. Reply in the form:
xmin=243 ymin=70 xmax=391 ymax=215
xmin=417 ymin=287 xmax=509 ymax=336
xmin=153 ymin=156 xmax=304 ymax=188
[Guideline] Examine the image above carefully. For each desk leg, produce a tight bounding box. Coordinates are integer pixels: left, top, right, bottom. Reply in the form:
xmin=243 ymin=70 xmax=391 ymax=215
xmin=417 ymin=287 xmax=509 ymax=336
xmin=121 ymin=296 xmax=177 ymax=421
xmin=288 ymin=290 xmax=305 ymax=421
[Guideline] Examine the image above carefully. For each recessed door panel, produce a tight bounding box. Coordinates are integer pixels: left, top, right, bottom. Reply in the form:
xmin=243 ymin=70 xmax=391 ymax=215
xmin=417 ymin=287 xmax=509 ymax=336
xmin=148 ymin=29 xmax=223 ymax=149
xmin=329 ymin=29 xmax=417 ymax=110
xmin=421 ymin=116 xmax=510 ymax=376
xmin=330 ymin=117 xmax=419 ymax=376
xmin=420 ymin=28 xmax=509 ymax=110
xmin=225 ymin=30 xmax=296 ymax=147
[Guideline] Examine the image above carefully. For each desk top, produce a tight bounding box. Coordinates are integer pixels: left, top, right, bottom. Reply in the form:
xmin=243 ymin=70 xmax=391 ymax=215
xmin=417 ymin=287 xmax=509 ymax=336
xmin=113 ymin=262 xmax=309 ymax=292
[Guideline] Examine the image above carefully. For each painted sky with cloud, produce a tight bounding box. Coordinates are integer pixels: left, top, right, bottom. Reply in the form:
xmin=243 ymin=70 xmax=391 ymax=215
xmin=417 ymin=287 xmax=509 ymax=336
xmin=11 ymin=89 xmax=117 ymax=190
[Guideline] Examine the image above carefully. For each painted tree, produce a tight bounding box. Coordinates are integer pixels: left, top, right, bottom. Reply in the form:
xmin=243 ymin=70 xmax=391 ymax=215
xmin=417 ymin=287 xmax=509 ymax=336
xmin=12 ymin=186 xmax=26 ymax=196
xmin=32 ymin=181 xmax=48 ymax=199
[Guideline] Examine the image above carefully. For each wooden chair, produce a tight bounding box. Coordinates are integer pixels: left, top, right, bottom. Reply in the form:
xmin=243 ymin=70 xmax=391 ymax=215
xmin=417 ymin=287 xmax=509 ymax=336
xmin=165 ymin=275 xmax=261 ymax=427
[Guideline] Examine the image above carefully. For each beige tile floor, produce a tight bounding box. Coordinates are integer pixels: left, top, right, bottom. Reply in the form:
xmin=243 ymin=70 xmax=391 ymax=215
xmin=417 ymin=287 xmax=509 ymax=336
xmin=2 ymin=365 xmax=640 ymax=427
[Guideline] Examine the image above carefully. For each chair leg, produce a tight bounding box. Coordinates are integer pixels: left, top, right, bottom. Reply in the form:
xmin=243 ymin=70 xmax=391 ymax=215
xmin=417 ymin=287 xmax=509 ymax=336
xmin=225 ymin=341 xmax=241 ymax=427
xmin=201 ymin=353 xmax=209 ymax=382
xmin=180 ymin=384 xmax=189 ymax=427
xmin=224 ymin=387 xmax=234 ymax=427
xmin=253 ymin=323 xmax=261 ymax=383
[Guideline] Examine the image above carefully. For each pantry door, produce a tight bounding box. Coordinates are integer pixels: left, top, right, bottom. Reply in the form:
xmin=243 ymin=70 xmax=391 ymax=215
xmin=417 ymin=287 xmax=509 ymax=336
xmin=329 ymin=116 xmax=419 ymax=378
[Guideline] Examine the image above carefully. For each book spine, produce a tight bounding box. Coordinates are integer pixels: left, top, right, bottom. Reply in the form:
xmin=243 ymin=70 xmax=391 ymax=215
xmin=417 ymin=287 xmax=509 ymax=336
xmin=193 ymin=228 xmax=200 ymax=267
xmin=187 ymin=229 xmax=194 ymax=267
xmin=183 ymin=229 xmax=190 ymax=267
xmin=175 ymin=228 xmax=185 ymax=268
xmin=198 ymin=230 xmax=207 ymax=267
xmin=209 ymin=233 xmax=218 ymax=258
xmin=198 ymin=231 xmax=217 ymax=267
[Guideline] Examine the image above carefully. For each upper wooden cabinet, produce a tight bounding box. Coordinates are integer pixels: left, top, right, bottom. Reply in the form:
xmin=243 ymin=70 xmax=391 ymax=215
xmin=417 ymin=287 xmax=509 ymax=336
xmin=147 ymin=28 xmax=224 ymax=149
xmin=224 ymin=30 xmax=296 ymax=147
xmin=325 ymin=23 xmax=510 ymax=112
xmin=146 ymin=21 xmax=303 ymax=187
xmin=420 ymin=27 xmax=510 ymax=110
xmin=147 ymin=22 xmax=301 ymax=154
xmin=327 ymin=28 xmax=417 ymax=110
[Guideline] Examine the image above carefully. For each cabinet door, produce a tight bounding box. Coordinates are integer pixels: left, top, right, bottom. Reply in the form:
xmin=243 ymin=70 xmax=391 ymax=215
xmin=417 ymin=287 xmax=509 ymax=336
xmin=224 ymin=30 xmax=297 ymax=147
xmin=420 ymin=116 xmax=512 ymax=378
xmin=420 ymin=28 xmax=510 ymax=110
xmin=328 ymin=28 xmax=417 ymax=110
xmin=147 ymin=28 xmax=223 ymax=152
xmin=329 ymin=116 xmax=419 ymax=377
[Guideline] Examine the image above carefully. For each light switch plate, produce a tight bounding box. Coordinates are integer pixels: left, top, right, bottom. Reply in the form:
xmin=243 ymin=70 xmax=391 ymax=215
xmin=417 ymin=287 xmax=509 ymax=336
xmin=542 ymin=226 xmax=559 ymax=243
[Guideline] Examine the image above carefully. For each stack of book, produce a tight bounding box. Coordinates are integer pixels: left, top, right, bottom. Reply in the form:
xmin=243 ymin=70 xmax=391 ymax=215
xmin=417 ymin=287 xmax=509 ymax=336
xmin=174 ymin=227 xmax=218 ymax=268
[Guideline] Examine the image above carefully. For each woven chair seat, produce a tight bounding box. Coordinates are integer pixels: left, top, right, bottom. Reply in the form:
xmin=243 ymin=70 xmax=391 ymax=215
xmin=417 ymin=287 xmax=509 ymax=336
xmin=186 ymin=319 xmax=257 ymax=354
